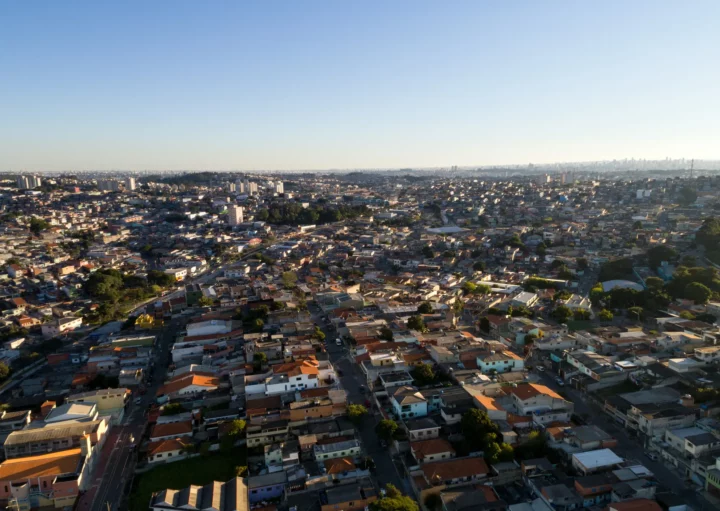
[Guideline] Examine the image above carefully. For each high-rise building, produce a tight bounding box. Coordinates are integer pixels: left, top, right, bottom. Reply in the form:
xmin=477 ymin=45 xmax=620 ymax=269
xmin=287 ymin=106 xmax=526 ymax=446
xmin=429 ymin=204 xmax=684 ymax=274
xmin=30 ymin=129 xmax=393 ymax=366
xmin=274 ymin=181 xmax=284 ymax=194
xmin=245 ymin=180 xmax=258 ymax=195
xmin=17 ymin=175 xmax=42 ymax=190
xmin=227 ymin=182 xmax=236 ymax=193
xmin=125 ymin=177 xmax=136 ymax=191
xmin=98 ymin=180 xmax=121 ymax=192
xmin=236 ymin=180 xmax=245 ymax=193
xmin=228 ymin=205 xmax=244 ymax=226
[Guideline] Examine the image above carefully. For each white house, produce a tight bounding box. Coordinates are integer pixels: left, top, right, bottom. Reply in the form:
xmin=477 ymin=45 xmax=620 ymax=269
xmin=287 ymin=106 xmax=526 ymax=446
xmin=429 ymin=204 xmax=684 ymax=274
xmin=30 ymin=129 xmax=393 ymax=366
xmin=147 ymin=437 xmax=191 ymax=465
xmin=391 ymin=386 xmax=428 ymax=419
xmin=476 ymin=350 xmax=524 ymax=374
xmin=41 ymin=317 xmax=82 ymax=338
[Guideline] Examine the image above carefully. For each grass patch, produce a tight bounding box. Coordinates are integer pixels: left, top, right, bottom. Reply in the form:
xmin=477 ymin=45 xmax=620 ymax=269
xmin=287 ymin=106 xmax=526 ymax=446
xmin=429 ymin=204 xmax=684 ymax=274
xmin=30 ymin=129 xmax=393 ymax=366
xmin=592 ymin=380 xmax=641 ymax=400
xmin=129 ymin=447 xmax=246 ymax=511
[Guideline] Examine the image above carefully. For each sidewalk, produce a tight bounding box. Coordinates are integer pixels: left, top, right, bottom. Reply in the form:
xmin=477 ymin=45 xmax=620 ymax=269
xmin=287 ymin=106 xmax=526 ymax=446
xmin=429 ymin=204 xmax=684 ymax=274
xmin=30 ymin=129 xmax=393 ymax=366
xmin=75 ymin=429 xmax=120 ymax=510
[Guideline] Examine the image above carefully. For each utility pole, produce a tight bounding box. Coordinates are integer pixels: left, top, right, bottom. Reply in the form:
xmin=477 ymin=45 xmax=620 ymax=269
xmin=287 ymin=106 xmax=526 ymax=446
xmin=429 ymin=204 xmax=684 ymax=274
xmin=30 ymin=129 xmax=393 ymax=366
xmin=690 ymin=158 xmax=694 ymax=179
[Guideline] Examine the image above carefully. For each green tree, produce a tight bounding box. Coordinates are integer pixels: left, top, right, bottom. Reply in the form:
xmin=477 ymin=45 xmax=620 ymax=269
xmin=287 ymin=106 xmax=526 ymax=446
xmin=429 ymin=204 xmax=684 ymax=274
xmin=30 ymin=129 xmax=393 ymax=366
xmin=376 ymin=419 xmax=399 ymax=441
xmin=462 ymin=282 xmax=477 ymax=295
xmin=685 ymin=282 xmax=712 ymax=304
xmin=417 ymin=302 xmax=433 ymax=314
xmin=645 ymin=276 xmax=665 ymax=291
xmin=281 ymin=271 xmax=298 ymax=288
xmin=678 ymin=186 xmax=698 ymax=206
xmin=479 ymin=316 xmax=490 ymax=333
xmin=253 ymin=352 xmax=267 ymax=370
xmin=633 ymin=220 xmax=643 ymax=230
xmin=695 ymin=313 xmax=717 ymax=324
xmin=347 ymin=403 xmax=368 ymax=423
xmin=598 ymin=309 xmax=614 ymax=322
xmin=313 ymin=326 xmax=326 ymax=342
xmin=0 ymin=361 xmax=9 ymax=382
xmin=379 ymin=325 xmax=394 ymax=341
xmin=424 ymin=493 xmax=443 ymax=511
xmin=628 ymin=306 xmax=644 ymax=321
xmin=679 ymin=311 xmax=696 ymax=320
xmin=551 ymin=305 xmax=573 ymax=323
xmin=411 ymin=363 xmax=435 ymax=386
xmin=647 ymin=245 xmax=677 ymax=269
xmin=407 ymin=315 xmax=428 ymax=333
xmin=421 ymin=246 xmax=434 ymax=259
xmin=473 ymin=261 xmax=486 ymax=272
xmin=29 ymin=217 xmax=50 ymax=235
xmin=226 ymin=419 xmax=247 ymax=437
xmin=198 ymin=296 xmax=214 ymax=307
xmin=573 ymin=308 xmax=591 ymax=321
xmin=370 ymin=485 xmax=419 ymax=511
xmin=162 ymin=403 xmax=184 ymax=415
xmin=576 ymin=257 xmax=588 ymax=270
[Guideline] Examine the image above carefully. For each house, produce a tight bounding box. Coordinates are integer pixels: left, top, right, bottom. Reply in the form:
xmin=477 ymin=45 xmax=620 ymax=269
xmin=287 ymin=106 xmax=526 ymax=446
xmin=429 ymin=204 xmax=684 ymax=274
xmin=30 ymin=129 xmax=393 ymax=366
xmin=603 ymin=500 xmax=662 ymax=511
xmin=150 ymin=421 xmax=193 ymax=442
xmin=410 ymin=438 xmax=456 ymax=463
xmin=476 ymin=350 xmax=524 ymax=374
xmin=150 ymin=477 xmax=247 ymax=511
xmin=439 ymin=387 xmax=475 ymax=425
xmin=0 ymin=442 xmax=93 ymax=509
xmin=571 ymin=449 xmax=624 ymax=476
xmin=391 ymin=386 xmax=428 ymax=419
xmin=406 ymin=417 xmax=441 ymax=441
xmin=313 ymin=439 xmax=361 ymax=461
xmin=421 ymin=456 xmax=489 ymax=486
xmin=659 ymin=426 xmax=720 ymax=480
xmin=41 ymin=316 xmax=82 ymax=338
xmin=248 ymin=472 xmax=286 ymax=504
xmin=67 ymin=388 xmax=129 ymax=425
xmin=320 ymin=480 xmax=377 ymax=511
xmin=3 ymin=417 xmax=109 ymax=459
xmin=157 ymin=374 xmax=219 ymax=400
xmin=505 ymin=383 xmax=574 ymax=425
xmin=147 ymin=437 xmax=192 ymax=465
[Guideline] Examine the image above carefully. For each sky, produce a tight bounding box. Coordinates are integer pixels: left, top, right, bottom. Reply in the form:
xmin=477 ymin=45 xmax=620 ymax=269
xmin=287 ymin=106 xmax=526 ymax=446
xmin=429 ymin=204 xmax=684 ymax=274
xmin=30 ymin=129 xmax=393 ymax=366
xmin=1 ymin=1 xmax=719 ymax=171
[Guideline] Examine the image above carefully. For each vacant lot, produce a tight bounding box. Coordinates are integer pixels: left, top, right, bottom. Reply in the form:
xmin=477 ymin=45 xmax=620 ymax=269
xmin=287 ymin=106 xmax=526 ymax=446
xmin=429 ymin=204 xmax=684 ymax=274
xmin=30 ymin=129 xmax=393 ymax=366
xmin=129 ymin=447 xmax=246 ymax=511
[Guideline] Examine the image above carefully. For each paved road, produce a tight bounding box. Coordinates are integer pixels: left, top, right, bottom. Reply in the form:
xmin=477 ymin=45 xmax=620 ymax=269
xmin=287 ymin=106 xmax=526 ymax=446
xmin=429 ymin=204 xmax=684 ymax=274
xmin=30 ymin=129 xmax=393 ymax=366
xmin=536 ymin=371 xmax=713 ymax=510
xmin=81 ymin=316 xmax=182 ymax=511
xmin=312 ymin=309 xmax=407 ymax=494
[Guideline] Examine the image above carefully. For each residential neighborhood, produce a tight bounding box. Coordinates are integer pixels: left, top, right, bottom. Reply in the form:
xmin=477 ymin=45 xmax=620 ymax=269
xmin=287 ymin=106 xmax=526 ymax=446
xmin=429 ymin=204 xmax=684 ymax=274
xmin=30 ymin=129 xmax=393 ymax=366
xmin=0 ymin=169 xmax=719 ymax=511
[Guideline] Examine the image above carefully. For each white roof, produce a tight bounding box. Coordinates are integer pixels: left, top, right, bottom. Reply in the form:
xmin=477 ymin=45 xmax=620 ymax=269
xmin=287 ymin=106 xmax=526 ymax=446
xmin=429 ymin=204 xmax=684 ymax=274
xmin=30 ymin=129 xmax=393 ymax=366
xmin=572 ymin=448 xmax=623 ymax=469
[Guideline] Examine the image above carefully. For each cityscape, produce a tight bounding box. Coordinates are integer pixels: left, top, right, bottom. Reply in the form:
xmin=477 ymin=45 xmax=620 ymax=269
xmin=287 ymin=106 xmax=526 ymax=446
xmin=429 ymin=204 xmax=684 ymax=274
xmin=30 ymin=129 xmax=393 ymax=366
xmin=3 ymin=2 xmax=720 ymax=511
xmin=0 ymin=170 xmax=716 ymax=511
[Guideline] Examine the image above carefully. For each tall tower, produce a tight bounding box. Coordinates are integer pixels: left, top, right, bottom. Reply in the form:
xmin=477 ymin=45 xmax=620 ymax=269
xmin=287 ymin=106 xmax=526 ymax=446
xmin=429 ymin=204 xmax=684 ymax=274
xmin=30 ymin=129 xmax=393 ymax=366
xmin=228 ymin=206 xmax=244 ymax=226
xmin=125 ymin=177 xmax=136 ymax=191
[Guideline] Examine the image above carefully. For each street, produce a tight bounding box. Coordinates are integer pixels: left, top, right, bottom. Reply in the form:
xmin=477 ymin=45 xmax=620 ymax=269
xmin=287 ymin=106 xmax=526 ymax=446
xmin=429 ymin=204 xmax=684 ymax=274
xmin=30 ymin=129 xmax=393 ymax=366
xmin=79 ymin=316 xmax=182 ymax=511
xmin=536 ymin=371 xmax=714 ymax=510
xmin=312 ymin=308 xmax=408 ymax=494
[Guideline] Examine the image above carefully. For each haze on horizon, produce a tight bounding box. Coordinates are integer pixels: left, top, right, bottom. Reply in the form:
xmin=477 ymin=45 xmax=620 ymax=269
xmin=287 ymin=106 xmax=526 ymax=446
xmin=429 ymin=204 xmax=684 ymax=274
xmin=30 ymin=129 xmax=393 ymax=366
xmin=1 ymin=1 xmax=719 ymax=172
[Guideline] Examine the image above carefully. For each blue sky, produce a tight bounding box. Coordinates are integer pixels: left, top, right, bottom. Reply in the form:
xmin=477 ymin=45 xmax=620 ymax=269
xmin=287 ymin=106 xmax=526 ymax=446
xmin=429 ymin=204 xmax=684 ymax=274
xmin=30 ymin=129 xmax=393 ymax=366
xmin=1 ymin=1 xmax=718 ymax=171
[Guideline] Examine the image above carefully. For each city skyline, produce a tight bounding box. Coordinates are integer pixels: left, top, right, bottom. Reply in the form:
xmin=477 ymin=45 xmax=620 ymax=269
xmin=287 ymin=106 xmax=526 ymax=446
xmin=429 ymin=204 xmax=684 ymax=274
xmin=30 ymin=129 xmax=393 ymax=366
xmin=2 ymin=1 xmax=719 ymax=171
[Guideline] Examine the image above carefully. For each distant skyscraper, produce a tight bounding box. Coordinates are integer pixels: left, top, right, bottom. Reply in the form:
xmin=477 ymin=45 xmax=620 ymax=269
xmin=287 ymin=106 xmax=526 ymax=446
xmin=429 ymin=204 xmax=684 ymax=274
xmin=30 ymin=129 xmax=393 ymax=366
xmin=125 ymin=176 xmax=136 ymax=191
xmin=236 ymin=179 xmax=245 ymax=193
xmin=98 ymin=180 xmax=121 ymax=192
xmin=227 ymin=182 xmax=236 ymax=193
xmin=245 ymin=180 xmax=258 ymax=195
xmin=228 ymin=205 xmax=244 ymax=226
xmin=17 ymin=175 xmax=41 ymax=190
xmin=274 ymin=181 xmax=284 ymax=194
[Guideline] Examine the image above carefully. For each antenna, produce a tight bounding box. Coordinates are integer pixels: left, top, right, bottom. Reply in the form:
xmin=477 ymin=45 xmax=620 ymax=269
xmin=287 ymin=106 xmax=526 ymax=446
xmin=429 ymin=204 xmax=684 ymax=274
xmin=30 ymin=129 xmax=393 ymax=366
xmin=690 ymin=159 xmax=694 ymax=179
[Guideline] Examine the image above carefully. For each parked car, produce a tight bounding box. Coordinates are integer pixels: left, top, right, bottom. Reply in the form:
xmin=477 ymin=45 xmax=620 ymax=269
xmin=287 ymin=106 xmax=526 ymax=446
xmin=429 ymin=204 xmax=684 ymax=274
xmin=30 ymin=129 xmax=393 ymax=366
xmin=537 ymin=366 xmax=545 ymax=372
xmin=335 ymin=338 xmax=343 ymax=346
xmin=646 ymin=453 xmax=659 ymax=461
xmin=555 ymin=377 xmax=564 ymax=386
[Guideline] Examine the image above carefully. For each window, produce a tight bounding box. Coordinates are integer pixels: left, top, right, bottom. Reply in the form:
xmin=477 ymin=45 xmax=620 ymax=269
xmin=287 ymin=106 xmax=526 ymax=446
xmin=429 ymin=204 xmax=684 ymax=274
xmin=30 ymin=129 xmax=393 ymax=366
xmin=43 ymin=481 xmax=47 ymax=488
xmin=168 ymin=453 xmax=172 ymax=457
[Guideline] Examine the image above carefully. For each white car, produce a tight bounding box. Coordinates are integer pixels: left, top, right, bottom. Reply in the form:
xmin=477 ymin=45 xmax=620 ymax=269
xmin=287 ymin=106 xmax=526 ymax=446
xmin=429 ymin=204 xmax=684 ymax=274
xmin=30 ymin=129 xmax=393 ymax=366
xmin=335 ymin=338 xmax=343 ymax=346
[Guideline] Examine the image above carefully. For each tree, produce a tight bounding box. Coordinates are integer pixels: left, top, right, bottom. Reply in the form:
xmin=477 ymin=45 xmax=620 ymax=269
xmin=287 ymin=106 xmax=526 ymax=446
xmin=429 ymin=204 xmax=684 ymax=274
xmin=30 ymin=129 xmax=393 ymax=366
xmin=681 ymin=255 xmax=698 ymax=267
xmin=573 ymin=309 xmax=591 ymax=321
xmin=598 ymin=309 xmax=614 ymax=322
xmin=226 ymin=419 xmax=247 ymax=437
xmin=407 ymin=315 xmax=428 ymax=333
xmin=281 ymin=271 xmax=298 ymax=288
xmin=695 ymin=313 xmax=717 ymax=324
xmin=679 ymin=311 xmax=696 ymax=320
xmin=376 ymin=419 xmax=399 ymax=441
xmin=473 ymin=261 xmax=486 ymax=272
xmin=370 ymin=485 xmax=418 ymax=511
xmin=462 ymin=282 xmax=477 ymax=295
xmin=536 ymin=242 xmax=547 ymax=257
xmin=678 ymin=186 xmax=698 ymax=206
xmin=198 ymin=296 xmax=214 ymax=307
xmin=645 ymin=276 xmax=665 ymax=291
xmin=576 ymin=257 xmax=588 ymax=270
xmin=633 ymin=220 xmax=643 ymax=230
xmin=424 ymin=493 xmax=443 ymax=511
xmin=347 ymin=404 xmax=368 ymax=423
xmin=421 ymin=246 xmax=434 ymax=259
xmin=234 ymin=466 xmax=248 ymax=477
xmin=627 ymin=306 xmax=644 ymax=321
xmin=379 ymin=325 xmax=394 ymax=342
xmin=253 ymin=352 xmax=267 ymax=370
xmin=479 ymin=316 xmax=490 ymax=333
xmin=0 ymin=361 xmax=9 ymax=382
xmin=685 ymin=282 xmax=712 ymax=304
xmin=417 ymin=302 xmax=433 ymax=314
xmin=162 ymin=403 xmax=184 ymax=416
xmin=29 ymin=217 xmax=50 ymax=235
xmin=551 ymin=305 xmax=573 ymax=323
xmin=313 ymin=326 xmax=326 ymax=342
xmin=147 ymin=270 xmax=176 ymax=287
xmin=647 ymin=245 xmax=677 ymax=270
xmin=411 ymin=363 xmax=435 ymax=386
